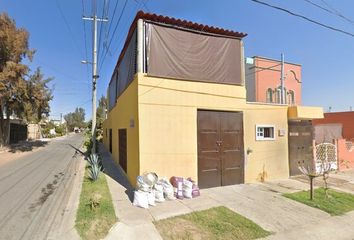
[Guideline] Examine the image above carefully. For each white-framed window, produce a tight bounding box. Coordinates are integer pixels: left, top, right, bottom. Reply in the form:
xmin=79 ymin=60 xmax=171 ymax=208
xmin=256 ymin=125 xmax=275 ymax=141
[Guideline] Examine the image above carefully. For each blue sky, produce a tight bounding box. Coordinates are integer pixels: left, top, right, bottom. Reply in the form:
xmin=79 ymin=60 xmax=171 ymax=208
xmin=2 ymin=0 xmax=354 ymax=120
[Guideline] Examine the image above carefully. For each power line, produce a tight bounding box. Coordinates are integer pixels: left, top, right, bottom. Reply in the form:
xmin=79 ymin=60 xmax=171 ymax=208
xmin=110 ymin=0 xmax=143 ymax=58
xmin=303 ymin=0 xmax=354 ymax=25
xmin=320 ymin=0 xmax=354 ymax=24
xmin=97 ymin=0 xmax=142 ymax=90
xmin=55 ymin=0 xmax=85 ymax=57
xmin=81 ymin=0 xmax=91 ymax=91
xmin=245 ymin=63 xmax=281 ymax=76
xmin=81 ymin=0 xmax=89 ymax=62
xmin=97 ymin=0 xmax=108 ymax=65
xmin=99 ymin=0 xmax=129 ymax=70
xmin=102 ymin=0 xmax=120 ymax=58
xmin=106 ymin=0 xmax=120 ymax=40
xmin=136 ymin=0 xmax=150 ymax=12
xmin=250 ymin=0 xmax=354 ymax=38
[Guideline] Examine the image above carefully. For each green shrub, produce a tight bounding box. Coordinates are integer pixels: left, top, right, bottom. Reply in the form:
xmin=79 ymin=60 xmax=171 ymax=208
xmin=84 ymin=137 xmax=98 ymax=155
xmin=55 ymin=125 xmax=66 ymax=136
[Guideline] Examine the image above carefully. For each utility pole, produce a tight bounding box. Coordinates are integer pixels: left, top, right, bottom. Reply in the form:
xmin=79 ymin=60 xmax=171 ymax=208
xmin=83 ymin=0 xmax=108 ymax=154
xmin=280 ymin=53 xmax=285 ymax=104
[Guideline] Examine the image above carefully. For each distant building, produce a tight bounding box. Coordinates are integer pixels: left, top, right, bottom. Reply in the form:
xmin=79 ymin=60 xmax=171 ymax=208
xmin=245 ymin=56 xmax=302 ymax=105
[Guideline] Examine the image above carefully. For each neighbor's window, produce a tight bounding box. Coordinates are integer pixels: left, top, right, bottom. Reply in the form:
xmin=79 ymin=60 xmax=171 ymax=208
xmin=256 ymin=125 xmax=275 ymax=140
xmin=288 ymin=90 xmax=295 ymax=105
xmin=266 ymin=88 xmax=273 ymax=103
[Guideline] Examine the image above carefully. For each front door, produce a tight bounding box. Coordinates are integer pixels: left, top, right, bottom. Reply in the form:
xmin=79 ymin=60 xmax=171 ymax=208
xmin=288 ymin=120 xmax=314 ymax=176
xmin=197 ymin=110 xmax=244 ymax=189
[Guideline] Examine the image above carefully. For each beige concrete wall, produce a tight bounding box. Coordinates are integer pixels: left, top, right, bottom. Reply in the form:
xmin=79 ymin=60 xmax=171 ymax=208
xmin=138 ymin=74 xmax=289 ymax=183
xmin=27 ymin=124 xmax=42 ymax=140
xmin=103 ymin=76 xmax=140 ymax=185
xmin=243 ymin=104 xmax=289 ymax=182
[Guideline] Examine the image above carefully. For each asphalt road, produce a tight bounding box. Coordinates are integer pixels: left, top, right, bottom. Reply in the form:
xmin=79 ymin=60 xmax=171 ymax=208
xmin=0 ymin=134 xmax=84 ymax=240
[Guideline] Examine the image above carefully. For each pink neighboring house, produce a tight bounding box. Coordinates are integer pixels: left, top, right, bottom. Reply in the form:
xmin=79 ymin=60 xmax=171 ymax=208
xmin=245 ymin=56 xmax=302 ymax=105
xmin=313 ymin=111 xmax=354 ymax=171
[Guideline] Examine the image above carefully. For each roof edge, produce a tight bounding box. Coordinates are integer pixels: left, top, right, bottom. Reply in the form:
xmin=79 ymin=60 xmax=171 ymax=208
xmin=136 ymin=11 xmax=247 ymax=38
xmin=108 ymin=11 xmax=247 ymax=87
xmin=252 ymin=56 xmax=302 ymax=66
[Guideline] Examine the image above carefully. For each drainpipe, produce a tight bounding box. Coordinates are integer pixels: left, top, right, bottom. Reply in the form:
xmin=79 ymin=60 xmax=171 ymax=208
xmin=137 ymin=19 xmax=144 ymax=73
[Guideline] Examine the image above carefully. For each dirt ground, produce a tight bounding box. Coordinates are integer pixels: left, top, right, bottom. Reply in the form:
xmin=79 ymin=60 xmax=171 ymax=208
xmin=0 ymin=140 xmax=50 ymax=167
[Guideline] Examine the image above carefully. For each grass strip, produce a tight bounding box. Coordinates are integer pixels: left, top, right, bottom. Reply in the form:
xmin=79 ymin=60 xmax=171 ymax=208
xmin=75 ymin=166 xmax=116 ymax=240
xmin=283 ymin=187 xmax=354 ymax=215
xmin=154 ymin=206 xmax=271 ymax=240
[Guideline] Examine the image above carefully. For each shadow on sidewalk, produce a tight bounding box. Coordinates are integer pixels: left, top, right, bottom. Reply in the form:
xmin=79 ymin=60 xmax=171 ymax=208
xmin=98 ymin=143 xmax=135 ymax=202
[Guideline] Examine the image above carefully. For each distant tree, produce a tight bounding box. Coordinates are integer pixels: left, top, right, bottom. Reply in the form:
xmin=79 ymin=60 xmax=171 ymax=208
xmin=23 ymin=67 xmax=53 ymax=123
xmin=64 ymin=107 xmax=86 ymax=131
xmin=0 ymin=13 xmax=34 ymax=146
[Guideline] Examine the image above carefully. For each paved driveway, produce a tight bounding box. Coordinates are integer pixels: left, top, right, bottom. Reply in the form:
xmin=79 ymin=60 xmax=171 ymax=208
xmin=0 ymin=134 xmax=83 ymax=240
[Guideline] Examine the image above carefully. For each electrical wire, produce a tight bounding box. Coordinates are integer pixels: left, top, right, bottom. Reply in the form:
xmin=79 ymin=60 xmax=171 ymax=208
xmin=106 ymin=0 xmax=120 ymax=40
xmin=81 ymin=0 xmax=91 ymax=91
xmin=110 ymin=0 xmax=143 ymax=59
xmin=103 ymin=0 xmax=120 ymax=57
xmin=55 ymin=0 xmax=85 ymax=57
xmin=99 ymin=0 xmax=129 ymax=71
xmin=245 ymin=63 xmax=281 ymax=76
xmin=320 ymin=0 xmax=354 ymax=24
xmin=250 ymin=0 xmax=354 ymax=38
xmin=304 ymin=0 xmax=354 ymax=25
xmin=97 ymin=0 xmax=108 ymax=65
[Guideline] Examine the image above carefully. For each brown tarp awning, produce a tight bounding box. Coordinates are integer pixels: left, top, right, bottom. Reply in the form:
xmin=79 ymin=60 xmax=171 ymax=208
xmin=108 ymin=30 xmax=137 ymax=111
xmin=146 ymin=23 xmax=243 ymax=85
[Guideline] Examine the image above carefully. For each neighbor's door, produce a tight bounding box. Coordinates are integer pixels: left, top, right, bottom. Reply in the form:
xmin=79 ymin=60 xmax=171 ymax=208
xmin=197 ymin=110 xmax=244 ymax=189
xmin=109 ymin=129 xmax=113 ymax=153
xmin=118 ymin=129 xmax=127 ymax=173
xmin=288 ymin=121 xmax=314 ymax=176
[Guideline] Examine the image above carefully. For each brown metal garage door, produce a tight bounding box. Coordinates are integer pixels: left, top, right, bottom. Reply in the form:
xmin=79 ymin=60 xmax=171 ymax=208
xmin=197 ymin=110 xmax=244 ymax=189
xmin=288 ymin=120 xmax=314 ymax=176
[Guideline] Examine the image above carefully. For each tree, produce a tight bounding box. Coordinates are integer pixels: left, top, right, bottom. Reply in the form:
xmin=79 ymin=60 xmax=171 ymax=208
xmin=96 ymin=95 xmax=107 ymax=137
xmin=0 ymin=13 xmax=34 ymax=146
xmin=23 ymin=67 xmax=53 ymax=123
xmin=64 ymin=107 xmax=86 ymax=131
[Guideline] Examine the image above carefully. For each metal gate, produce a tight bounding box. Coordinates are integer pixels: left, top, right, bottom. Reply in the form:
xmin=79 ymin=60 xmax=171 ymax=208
xmin=9 ymin=123 xmax=27 ymax=144
xmin=315 ymin=143 xmax=337 ymax=172
xmin=288 ymin=120 xmax=314 ymax=176
xmin=197 ymin=110 xmax=244 ymax=189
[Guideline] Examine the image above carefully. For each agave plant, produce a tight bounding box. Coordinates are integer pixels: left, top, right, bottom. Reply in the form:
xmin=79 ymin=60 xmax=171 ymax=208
xmin=87 ymin=153 xmax=100 ymax=166
xmin=88 ymin=163 xmax=101 ymax=181
xmin=87 ymin=153 xmax=103 ymax=182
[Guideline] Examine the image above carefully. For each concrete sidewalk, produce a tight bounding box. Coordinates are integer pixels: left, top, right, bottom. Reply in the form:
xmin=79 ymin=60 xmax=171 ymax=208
xmin=100 ymin=145 xmax=162 ymax=240
xmin=99 ymin=144 xmax=354 ymax=240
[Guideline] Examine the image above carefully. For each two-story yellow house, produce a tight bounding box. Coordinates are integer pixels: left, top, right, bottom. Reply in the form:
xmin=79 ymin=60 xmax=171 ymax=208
xmin=102 ymin=11 xmax=323 ymax=188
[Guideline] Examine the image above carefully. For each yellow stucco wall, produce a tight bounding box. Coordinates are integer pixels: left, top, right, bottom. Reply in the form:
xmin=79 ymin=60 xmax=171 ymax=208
xmin=288 ymin=105 xmax=324 ymax=120
xmin=102 ymin=76 xmax=140 ymax=185
xmin=137 ymin=74 xmax=290 ymax=183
